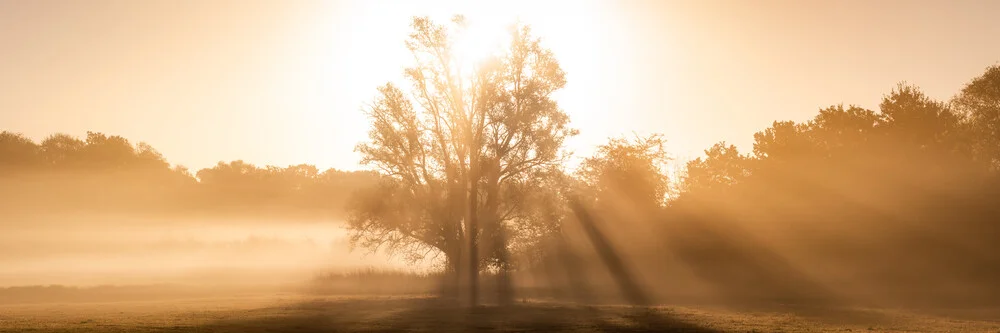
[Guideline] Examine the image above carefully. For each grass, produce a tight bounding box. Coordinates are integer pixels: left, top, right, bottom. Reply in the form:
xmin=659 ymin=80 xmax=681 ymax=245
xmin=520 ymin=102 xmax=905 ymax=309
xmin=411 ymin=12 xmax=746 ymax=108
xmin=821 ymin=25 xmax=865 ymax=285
xmin=306 ymin=268 xmax=441 ymax=295
xmin=1 ymin=270 xmax=998 ymax=332
xmin=1 ymin=294 xmax=998 ymax=332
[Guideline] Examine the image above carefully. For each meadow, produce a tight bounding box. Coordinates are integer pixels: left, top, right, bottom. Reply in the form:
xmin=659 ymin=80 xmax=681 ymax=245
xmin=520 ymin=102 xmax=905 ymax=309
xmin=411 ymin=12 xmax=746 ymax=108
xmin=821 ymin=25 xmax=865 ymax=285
xmin=2 ymin=276 xmax=999 ymax=333
xmin=3 ymin=294 xmax=999 ymax=333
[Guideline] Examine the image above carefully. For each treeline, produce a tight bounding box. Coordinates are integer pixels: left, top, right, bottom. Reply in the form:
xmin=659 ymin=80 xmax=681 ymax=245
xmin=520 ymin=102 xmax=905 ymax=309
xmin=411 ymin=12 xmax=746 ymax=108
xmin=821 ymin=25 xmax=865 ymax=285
xmin=0 ymin=131 xmax=377 ymax=219
xmin=599 ymin=65 xmax=1000 ymax=306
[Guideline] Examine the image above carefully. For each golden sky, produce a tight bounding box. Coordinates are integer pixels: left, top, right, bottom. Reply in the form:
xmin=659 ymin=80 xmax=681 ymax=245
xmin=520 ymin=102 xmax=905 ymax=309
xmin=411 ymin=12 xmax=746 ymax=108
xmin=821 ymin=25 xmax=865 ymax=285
xmin=2 ymin=0 xmax=999 ymax=171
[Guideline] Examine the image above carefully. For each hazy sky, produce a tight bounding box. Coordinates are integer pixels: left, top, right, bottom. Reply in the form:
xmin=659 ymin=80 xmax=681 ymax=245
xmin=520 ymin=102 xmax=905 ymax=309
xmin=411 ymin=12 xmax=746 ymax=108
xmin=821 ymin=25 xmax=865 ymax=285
xmin=2 ymin=0 xmax=999 ymax=171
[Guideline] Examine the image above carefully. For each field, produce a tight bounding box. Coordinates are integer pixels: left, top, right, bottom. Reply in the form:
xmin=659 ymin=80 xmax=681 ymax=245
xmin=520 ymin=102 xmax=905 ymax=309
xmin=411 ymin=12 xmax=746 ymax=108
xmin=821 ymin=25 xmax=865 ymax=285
xmin=2 ymin=294 xmax=999 ymax=333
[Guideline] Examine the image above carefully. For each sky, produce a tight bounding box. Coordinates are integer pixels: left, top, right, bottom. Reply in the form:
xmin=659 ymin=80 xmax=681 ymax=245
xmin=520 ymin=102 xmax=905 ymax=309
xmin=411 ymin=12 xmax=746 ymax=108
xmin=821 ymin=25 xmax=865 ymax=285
xmin=2 ymin=0 xmax=999 ymax=172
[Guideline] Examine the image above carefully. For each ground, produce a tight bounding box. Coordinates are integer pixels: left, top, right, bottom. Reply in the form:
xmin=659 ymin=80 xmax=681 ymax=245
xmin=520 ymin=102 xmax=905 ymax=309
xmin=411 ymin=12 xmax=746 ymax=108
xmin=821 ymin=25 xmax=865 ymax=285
xmin=1 ymin=295 xmax=998 ymax=332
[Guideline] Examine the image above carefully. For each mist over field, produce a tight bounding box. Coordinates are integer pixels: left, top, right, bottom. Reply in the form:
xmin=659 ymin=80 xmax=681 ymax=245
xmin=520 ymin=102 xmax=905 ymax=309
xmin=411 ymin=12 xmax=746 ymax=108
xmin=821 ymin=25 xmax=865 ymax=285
xmin=0 ymin=217 xmax=400 ymax=287
xmin=5 ymin=1 xmax=1000 ymax=332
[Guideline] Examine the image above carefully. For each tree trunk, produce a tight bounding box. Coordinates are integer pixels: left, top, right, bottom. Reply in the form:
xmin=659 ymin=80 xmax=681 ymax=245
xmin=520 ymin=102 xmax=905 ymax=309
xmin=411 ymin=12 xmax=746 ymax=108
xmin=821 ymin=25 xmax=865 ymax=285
xmin=466 ymin=139 xmax=480 ymax=306
xmin=443 ymin=246 xmax=462 ymax=299
xmin=483 ymin=169 xmax=514 ymax=304
xmin=495 ymin=230 xmax=514 ymax=305
xmin=467 ymin=168 xmax=479 ymax=306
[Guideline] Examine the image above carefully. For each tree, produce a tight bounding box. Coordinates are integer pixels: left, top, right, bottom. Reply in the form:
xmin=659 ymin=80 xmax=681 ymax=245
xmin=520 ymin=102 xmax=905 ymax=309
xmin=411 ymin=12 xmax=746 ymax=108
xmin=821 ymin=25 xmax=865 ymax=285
xmin=955 ymin=65 xmax=1000 ymax=168
xmin=577 ymin=134 xmax=670 ymax=213
xmin=683 ymin=142 xmax=751 ymax=193
xmin=807 ymin=105 xmax=881 ymax=156
xmin=349 ymin=16 xmax=575 ymax=305
xmin=561 ymin=134 xmax=670 ymax=306
xmin=81 ymin=131 xmax=136 ymax=170
xmin=40 ymin=133 xmax=85 ymax=169
xmin=0 ymin=131 xmax=40 ymax=171
xmin=879 ymin=83 xmax=961 ymax=153
xmin=134 ymin=142 xmax=170 ymax=171
xmin=752 ymin=121 xmax=813 ymax=161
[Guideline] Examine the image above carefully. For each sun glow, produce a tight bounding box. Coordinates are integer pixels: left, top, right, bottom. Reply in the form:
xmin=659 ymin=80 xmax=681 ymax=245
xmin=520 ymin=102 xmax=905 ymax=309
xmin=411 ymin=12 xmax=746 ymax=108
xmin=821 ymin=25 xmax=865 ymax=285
xmin=452 ymin=18 xmax=509 ymax=75
xmin=338 ymin=0 xmax=623 ymax=168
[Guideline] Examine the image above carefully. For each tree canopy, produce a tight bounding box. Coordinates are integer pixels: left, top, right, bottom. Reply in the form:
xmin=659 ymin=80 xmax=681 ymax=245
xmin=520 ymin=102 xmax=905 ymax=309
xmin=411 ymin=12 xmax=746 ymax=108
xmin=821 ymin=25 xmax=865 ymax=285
xmin=348 ymin=16 xmax=576 ymax=303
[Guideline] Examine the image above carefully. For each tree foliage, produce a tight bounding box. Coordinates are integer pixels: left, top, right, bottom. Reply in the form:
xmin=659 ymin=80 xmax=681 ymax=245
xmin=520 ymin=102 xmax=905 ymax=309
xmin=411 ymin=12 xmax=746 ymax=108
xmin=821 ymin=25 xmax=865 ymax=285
xmin=955 ymin=65 xmax=1000 ymax=168
xmin=577 ymin=134 xmax=670 ymax=212
xmin=348 ymin=15 xmax=575 ymax=285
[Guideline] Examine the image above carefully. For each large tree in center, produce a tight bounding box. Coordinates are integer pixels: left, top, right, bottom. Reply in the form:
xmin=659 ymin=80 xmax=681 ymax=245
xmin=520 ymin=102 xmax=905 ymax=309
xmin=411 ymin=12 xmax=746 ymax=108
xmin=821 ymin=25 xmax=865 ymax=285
xmin=348 ymin=16 xmax=575 ymax=305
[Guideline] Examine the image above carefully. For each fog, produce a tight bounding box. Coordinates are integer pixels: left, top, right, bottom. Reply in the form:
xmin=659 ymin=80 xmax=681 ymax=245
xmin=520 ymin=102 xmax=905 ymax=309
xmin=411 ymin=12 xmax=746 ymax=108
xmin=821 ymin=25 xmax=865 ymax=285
xmin=0 ymin=216 xmax=409 ymax=287
xmin=4 ymin=5 xmax=1000 ymax=332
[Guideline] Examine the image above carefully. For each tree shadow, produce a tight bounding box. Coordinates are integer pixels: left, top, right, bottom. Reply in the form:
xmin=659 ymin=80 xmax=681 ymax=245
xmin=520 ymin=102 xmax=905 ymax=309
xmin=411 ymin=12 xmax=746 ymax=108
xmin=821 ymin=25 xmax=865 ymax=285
xmin=190 ymin=297 xmax=723 ymax=332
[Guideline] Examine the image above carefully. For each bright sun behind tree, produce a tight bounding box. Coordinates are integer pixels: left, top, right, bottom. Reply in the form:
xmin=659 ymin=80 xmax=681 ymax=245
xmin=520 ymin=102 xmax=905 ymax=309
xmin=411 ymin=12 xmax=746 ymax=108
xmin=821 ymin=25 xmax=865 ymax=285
xmin=451 ymin=17 xmax=509 ymax=75
xmin=340 ymin=0 xmax=616 ymax=169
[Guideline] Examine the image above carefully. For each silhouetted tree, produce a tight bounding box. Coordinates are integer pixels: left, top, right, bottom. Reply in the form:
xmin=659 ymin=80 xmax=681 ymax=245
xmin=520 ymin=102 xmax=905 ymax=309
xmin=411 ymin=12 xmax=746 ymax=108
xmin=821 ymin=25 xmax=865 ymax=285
xmin=350 ymin=16 xmax=575 ymax=304
xmin=879 ymin=83 xmax=962 ymax=153
xmin=0 ymin=131 xmax=40 ymax=171
xmin=577 ymin=134 xmax=670 ymax=213
xmin=808 ymin=105 xmax=880 ymax=155
xmin=40 ymin=133 xmax=85 ymax=169
xmin=81 ymin=131 xmax=137 ymax=170
xmin=683 ymin=142 xmax=751 ymax=193
xmin=955 ymin=65 xmax=1000 ymax=168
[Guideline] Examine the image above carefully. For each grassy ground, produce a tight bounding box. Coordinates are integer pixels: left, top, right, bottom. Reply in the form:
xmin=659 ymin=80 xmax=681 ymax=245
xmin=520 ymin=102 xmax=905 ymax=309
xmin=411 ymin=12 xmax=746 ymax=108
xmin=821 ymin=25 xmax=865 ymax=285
xmin=1 ymin=295 xmax=998 ymax=332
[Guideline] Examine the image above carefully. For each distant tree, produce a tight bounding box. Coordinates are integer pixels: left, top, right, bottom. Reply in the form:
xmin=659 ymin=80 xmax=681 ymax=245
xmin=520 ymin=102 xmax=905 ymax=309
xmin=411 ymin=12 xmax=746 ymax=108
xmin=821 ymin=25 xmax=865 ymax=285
xmin=752 ymin=121 xmax=813 ymax=161
xmin=807 ymin=105 xmax=881 ymax=155
xmin=349 ymin=16 xmax=575 ymax=304
xmin=576 ymin=134 xmax=670 ymax=213
xmin=311 ymin=169 xmax=380 ymax=213
xmin=196 ymin=160 xmax=265 ymax=205
xmin=683 ymin=142 xmax=751 ymax=193
xmin=40 ymin=133 xmax=85 ymax=169
xmin=284 ymin=164 xmax=319 ymax=189
xmin=172 ymin=165 xmax=193 ymax=178
xmin=878 ymin=83 xmax=961 ymax=152
xmin=747 ymin=105 xmax=881 ymax=180
xmin=196 ymin=160 xmax=258 ymax=184
xmin=80 ymin=132 xmax=137 ymax=170
xmin=0 ymin=131 xmax=40 ymax=171
xmin=955 ymin=65 xmax=1000 ymax=168
xmin=134 ymin=142 xmax=170 ymax=170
